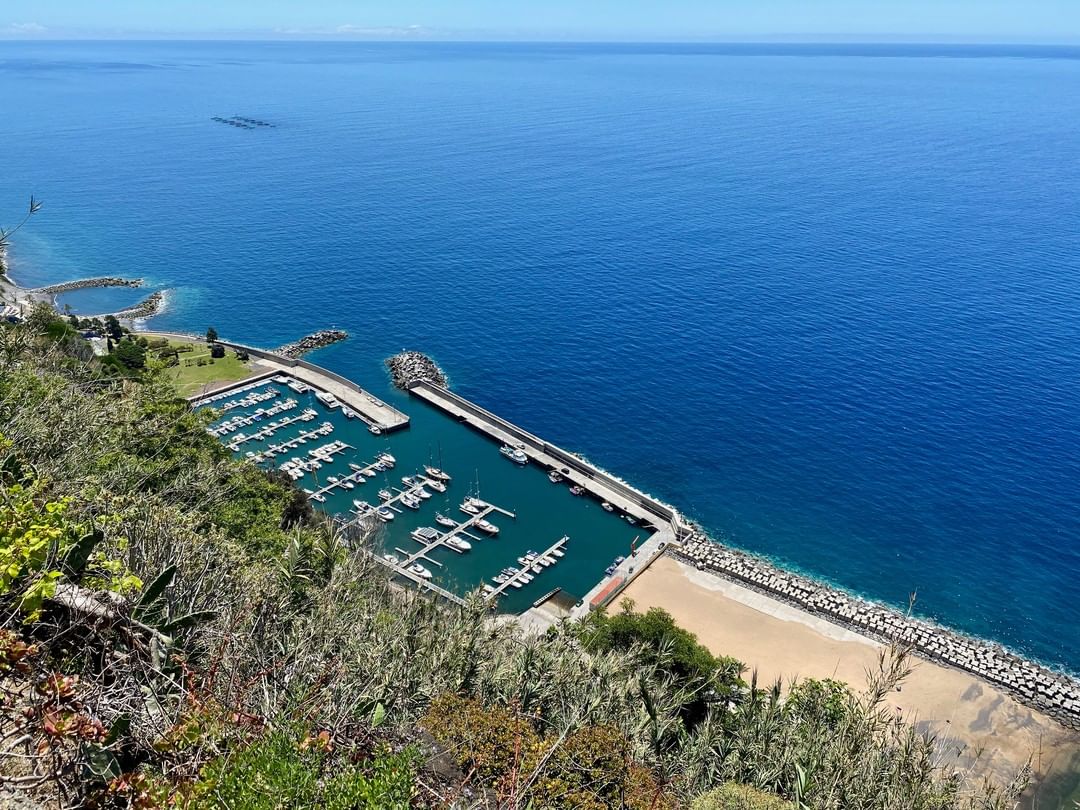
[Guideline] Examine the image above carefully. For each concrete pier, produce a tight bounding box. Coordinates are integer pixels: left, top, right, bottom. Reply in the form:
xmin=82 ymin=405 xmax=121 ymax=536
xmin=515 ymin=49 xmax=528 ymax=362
xmin=151 ymin=330 xmax=410 ymax=433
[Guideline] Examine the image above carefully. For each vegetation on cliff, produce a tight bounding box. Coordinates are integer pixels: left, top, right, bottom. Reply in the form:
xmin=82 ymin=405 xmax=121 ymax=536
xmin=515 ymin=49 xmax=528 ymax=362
xmin=0 ymin=307 xmax=1027 ymax=808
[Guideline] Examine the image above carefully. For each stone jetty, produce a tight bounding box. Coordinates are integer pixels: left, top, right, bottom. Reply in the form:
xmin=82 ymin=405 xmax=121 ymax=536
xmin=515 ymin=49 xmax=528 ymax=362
xmin=672 ymin=535 xmax=1080 ymax=730
xmin=114 ymin=291 xmax=165 ymax=320
xmin=386 ymin=351 xmax=448 ymax=390
xmin=35 ymin=276 xmax=143 ymax=295
xmin=276 ymin=330 xmax=348 ymax=359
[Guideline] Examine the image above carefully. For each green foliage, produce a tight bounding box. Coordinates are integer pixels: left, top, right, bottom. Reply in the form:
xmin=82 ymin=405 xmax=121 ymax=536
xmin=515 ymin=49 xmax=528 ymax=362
xmin=0 ymin=486 xmax=80 ymax=620
xmin=199 ymin=731 xmax=418 ymax=810
xmin=692 ymin=783 xmax=795 ymax=810
xmin=111 ymin=337 xmax=147 ymax=370
xmin=579 ymin=601 xmax=745 ymax=727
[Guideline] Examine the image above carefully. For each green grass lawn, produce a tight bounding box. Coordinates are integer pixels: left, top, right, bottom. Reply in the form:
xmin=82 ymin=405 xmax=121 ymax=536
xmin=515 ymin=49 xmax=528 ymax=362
xmin=162 ymin=341 xmax=256 ymax=397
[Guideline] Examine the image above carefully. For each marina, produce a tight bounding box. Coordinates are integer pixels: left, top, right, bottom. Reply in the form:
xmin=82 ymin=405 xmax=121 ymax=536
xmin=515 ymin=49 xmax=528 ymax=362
xmin=192 ymin=359 xmax=647 ymax=615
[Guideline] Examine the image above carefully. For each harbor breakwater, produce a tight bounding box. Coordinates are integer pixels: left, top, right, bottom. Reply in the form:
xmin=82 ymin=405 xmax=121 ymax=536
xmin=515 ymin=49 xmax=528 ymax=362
xmin=387 ymin=351 xmax=448 ymax=389
xmin=35 ymin=276 xmax=143 ymax=295
xmin=276 ymin=329 xmax=348 ymax=359
xmin=672 ymin=536 xmax=1080 ymax=730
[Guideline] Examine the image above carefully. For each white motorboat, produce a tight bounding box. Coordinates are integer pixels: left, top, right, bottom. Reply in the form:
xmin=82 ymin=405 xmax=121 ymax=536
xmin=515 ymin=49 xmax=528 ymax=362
xmin=446 ymin=537 xmax=471 ymax=551
xmin=369 ymin=425 xmax=382 ymax=435
xmin=383 ymin=553 xmax=399 ymax=565
xmin=413 ymin=487 xmax=432 ymax=500
xmin=400 ymin=494 xmax=421 ymax=510
xmin=315 ymin=391 xmax=341 ymax=409
xmin=378 ymin=489 xmax=393 ymax=501
xmin=435 ymin=513 xmax=457 ymax=528
xmin=379 ymin=452 xmax=396 ymax=466
xmin=499 ymin=445 xmax=528 ymax=465
xmin=349 ymin=463 xmax=363 ymax=472
xmin=475 ymin=519 xmax=499 ymax=536
xmin=341 ymin=407 xmax=357 ymax=419
xmin=376 ymin=507 xmax=394 ymax=522
xmin=424 ymin=478 xmax=447 ymax=493
xmin=353 ymin=500 xmax=372 ymax=512
xmin=459 ymin=501 xmax=481 ymax=515
xmin=407 ymin=563 xmax=432 ymax=580
xmin=362 ymin=469 xmax=377 ymax=478
xmin=601 ymin=502 xmax=614 ymax=512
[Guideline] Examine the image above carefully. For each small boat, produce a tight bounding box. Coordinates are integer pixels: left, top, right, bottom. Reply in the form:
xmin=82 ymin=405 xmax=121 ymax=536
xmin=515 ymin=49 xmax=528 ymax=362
xmin=413 ymin=487 xmax=432 ymax=500
xmin=328 ymin=476 xmax=339 ymax=483
xmin=551 ymin=548 xmax=565 ymax=558
xmin=605 ymin=564 xmax=616 ymax=576
xmin=623 ymin=515 xmax=637 ymax=525
xmin=446 ymin=537 xmax=472 ymax=551
xmin=499 ymin=445 xmax=528 ymax=465
xmin=424 ymin=466 xmax=450 ymax=481
xmin=435 ymin=513 xmax=457 ymax=528
xmin=362 ymin=469 xmax=377 ymax=478
xmin=383 ymin=553 xmax=399 ymax=565
xmin=614 ymin=556 xmax=626 ymax=565
xmin=482 ymin=584 xmax=495 ymax=595
xmin=475 ymin=519 xmax=499 ymax=536
xmin=376 ymin=507 xmax=394 ymax=522
xmin=341 ymin=407 xmax=357 ymax=419
xmin=343 ymin=481 xmax=355 ymax=490
xmin=315 ymin=391 xmax=341 ymax=409
xmin=373 ymin=462 xmax=388 ymax=472
xmin=548 ymin=471 xmax=563 ymax=483
xmin=379 ymin=453 xmax=396 ymax=466
xmin=401 ymin=475 xmax=416 ymax=486
xmin=378 ymin=489 xmax=393 ymax=501
xmin=601 ymin=502 xmax=614 ymax=512
xmin=272 ymin=375 xmax=290 ymax=384
xmin=400 ymin=494 xmax=421 ymax=510
xmin=425 ymin=479 xmax=447 ymax=493
xmin=407 ymin=563 xmax=432 ymax=580
xmin=459 ymin=501 xmax=481 ymax=515
xmin=369 ymin=425 xmax=382 ymax=435
xmin=569 ymin=486 xmax=584 ymax=496
xmin=492 ymin=573 xmax=509 ymax=584
xmin=303 ymin=488 xmax=314 ymax=495
xmin=312 ymin=493 xmax=326 ymax=503
xmin=353 ymin=499 xmax=372 ymax=512
xmin=349 ymin=463 xmax=363 ymax=472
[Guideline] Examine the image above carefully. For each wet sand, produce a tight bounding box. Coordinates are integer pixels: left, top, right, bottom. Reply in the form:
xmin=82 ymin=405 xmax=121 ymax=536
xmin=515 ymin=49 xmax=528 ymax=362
xmin=617 ymin=555 xmax=1080 ymax=807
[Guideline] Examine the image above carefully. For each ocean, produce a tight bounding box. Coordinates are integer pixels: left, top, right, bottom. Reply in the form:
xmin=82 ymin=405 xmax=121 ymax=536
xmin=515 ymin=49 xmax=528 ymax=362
xmin=3 ymin=41 xmax=1079 ymax=671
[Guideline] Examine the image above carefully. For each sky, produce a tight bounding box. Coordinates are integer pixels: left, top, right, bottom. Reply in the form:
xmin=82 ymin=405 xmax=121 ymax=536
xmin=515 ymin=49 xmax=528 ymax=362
xmin=1 ymin=0 xmax=1078 ymax=43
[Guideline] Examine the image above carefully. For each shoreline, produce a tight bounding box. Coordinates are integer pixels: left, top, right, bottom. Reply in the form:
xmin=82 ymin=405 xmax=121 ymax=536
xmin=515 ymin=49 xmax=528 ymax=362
xmin=616 ymin=556 xmax=1080 ymax=805
xmin=671 ymin=538 xmax=1080 ymax=730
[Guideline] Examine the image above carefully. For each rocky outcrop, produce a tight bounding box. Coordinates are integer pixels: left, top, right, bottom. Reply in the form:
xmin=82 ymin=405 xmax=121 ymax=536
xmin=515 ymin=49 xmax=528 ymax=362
xmin=386 ymin=351 xmax=448 ymax=390
xmin=276 ymin=330 xmax=348 ymax=359
xmin=673 ymin=536 xmax=1080 ymax=730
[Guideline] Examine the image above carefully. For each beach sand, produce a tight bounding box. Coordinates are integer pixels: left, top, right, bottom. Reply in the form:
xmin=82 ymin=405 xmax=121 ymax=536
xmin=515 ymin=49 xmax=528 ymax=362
xmin=616 ymin=555 xmax=1080 ymax=808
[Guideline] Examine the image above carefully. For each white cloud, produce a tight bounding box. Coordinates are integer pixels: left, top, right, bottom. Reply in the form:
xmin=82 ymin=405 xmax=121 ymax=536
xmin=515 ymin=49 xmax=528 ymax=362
xmin=273 ymin=24 xmax=434 ymax=39
xmin=1 ymin=22 xmax=47 ymax=36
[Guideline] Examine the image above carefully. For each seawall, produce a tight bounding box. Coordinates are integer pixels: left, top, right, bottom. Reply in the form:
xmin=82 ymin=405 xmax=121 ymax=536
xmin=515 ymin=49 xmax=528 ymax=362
xmin=673 ymin=537 xmax=1080 ymax=730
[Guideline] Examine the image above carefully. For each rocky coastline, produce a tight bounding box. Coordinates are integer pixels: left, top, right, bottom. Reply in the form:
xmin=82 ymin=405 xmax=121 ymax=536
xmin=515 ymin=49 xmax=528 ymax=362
xmin=672 ymin=535 xmax=1080 ymax=730
xmin=34 ymin=276 xmax=143 ymax=295
xmin=386 ymin=350 xmax=449 ymax=389
xmin=276 ymin=330 xmax=348 ymax=359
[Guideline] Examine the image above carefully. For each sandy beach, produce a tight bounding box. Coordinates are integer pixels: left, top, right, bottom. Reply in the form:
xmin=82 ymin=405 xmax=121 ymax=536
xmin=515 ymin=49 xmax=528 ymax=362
xmin=617 ymin=555 xmax=1080 ymax=807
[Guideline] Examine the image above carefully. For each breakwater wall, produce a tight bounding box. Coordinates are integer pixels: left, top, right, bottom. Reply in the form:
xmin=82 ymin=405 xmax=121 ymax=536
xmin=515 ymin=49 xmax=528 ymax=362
xmin=408 ymin=380 xmax=688 ymax=533
xmin=114 ymin=290 xmax=165 ymax=320
xmin=35 ymin=276 xmax=143 ymax=295
xmin=276 ymin=330 xmax=348 ymax=359
xmin=387 ymin=351 xmax=448 ymax=389
xmin=673 ymin=536 xmax=1080 ymax=730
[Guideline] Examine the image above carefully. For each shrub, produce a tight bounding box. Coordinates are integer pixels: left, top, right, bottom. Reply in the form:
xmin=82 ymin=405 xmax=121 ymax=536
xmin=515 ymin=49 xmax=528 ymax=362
xmin=692 ymin=783 xmax=794 ymax=810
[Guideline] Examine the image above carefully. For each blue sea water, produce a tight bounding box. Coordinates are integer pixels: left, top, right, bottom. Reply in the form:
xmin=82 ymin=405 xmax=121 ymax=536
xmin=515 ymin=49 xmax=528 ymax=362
xmin=3 ymin=41 xmax=1080 ymax=671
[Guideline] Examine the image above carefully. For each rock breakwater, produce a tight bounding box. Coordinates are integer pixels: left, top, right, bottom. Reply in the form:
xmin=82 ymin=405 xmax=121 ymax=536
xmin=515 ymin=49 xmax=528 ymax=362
xmin=673 ymin=536 xmax=1080 ymax=730
xmin=36 ymin=276 xmax=143 ymax=295
xmin=386 ymin=351 xmax=448 ymax=389
xmin=276 ymin=330 xmax=348 ymax=359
